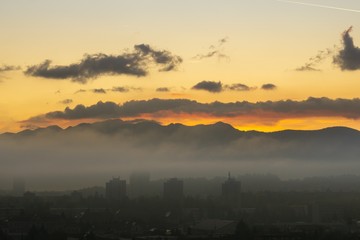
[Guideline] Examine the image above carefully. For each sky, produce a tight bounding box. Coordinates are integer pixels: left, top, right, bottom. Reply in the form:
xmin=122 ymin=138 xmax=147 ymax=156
xmin=1 ymin=0 xmax=360 ymax=132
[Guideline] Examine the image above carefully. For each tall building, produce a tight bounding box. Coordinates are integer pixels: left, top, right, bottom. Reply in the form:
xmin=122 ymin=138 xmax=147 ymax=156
xmin=13 ymin=178 xmax=25 ymax=196
xmin=163 ymin=178 xmax=184 ymax=202
xmin=105 ymin=178 xmax=126 ymax=200
xmin=129 ymin=172 xmax=150 ymax=198
xmin=222 ymin=173 xmax=241 ymax=208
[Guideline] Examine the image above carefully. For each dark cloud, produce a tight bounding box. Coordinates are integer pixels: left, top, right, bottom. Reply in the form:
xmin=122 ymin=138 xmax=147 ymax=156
xmin=192 ymin=81 xmax=223 ymax=93
xmin=261 ymin=83 xmax=277 ymax=90
xmin=192 ymin=81 xmax=256 ymax=93
xmin=334 ymin=27 xmax=360 ymax=71
xmin=156 ymin=87 xmax=170 ymax=92
xmin=0 ymin=65 xmax=21 ymax=72
xmin=44 ymin=101 xmax=121 ymax=119
xmin=225 ymin=83 xmax=256 ymax=91
xmin=24 ymin=44 xmax=182 ymax=83
xmin=111 ymin=87 xmax=130 ymax=93
xmin=296 ymin=48 xmax=333 ymax=72
xmin=92 ymin=88 xmax=107 ymax=94
xmin=25 ymin=97 xmax=360 ymax=122
xmin=59 ymin=99 xmax=73 ymax=105
xmin=193 ymin=37 xmax=230 ymax=60
xmin=134 ymin=44 xmax=182 ymax=72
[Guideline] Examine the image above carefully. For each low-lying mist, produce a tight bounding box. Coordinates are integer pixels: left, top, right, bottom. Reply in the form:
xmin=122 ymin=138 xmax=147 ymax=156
xmin=1 ymin=120 xmax=360 ymax=191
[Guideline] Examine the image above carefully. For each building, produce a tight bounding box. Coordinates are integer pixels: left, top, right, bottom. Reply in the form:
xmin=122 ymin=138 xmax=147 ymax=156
xmin=129 ymin=172 xmax=150 ymax=198
xmin=163 ymin=178 xmax=183 ymax=202
xmin=222 ymin=173 xmax=241 ymax=208
xmin=105 ymin=178 xmax=126 ymax=200
xmin=12 ymin=178 xmax=25 ymax=196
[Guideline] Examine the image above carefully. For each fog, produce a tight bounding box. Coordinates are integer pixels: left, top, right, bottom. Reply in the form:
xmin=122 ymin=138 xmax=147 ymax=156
xmin=1 ymin=120 xmax=360 ymax=190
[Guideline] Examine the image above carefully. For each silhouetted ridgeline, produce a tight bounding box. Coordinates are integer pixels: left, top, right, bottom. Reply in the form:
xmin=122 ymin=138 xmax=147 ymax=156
xmin=0 ymin=120 xmax=360 ymax=155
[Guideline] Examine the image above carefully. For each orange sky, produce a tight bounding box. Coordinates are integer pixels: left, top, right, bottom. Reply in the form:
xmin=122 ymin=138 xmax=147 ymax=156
xmin=1 ymin=0 xmax=360 ymax=133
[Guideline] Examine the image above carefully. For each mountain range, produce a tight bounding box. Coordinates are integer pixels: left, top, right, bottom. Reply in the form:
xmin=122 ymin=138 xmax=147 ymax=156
xmin=2 ymin=119 xmax=360 ymax=147
xmin=1 ymin=119 xmax=360 ymax=189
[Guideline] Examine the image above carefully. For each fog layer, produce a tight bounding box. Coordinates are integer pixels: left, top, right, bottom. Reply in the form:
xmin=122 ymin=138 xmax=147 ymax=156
xmin=1 ymin=120 xmax=359 ymax=190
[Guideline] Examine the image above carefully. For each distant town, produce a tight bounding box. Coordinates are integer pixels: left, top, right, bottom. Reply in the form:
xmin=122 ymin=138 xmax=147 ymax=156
xmin=2 ymin=173 xmax=360 ymax=239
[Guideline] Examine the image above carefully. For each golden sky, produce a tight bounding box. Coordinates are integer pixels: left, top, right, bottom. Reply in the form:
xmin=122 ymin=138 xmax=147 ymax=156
xmin=1 ymin=0 xmax=360 ymax=132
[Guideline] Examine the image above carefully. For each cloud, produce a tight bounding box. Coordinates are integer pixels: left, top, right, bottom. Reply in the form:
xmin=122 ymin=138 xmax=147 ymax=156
xmin=0 ymin=65 xmax=21 ymax=72
xmin=111 ymin=86 xmax=129 ymax=92
xmin=295 ymin=65 xmax=321 ymax=72
xmin=193 ymin=37 xmax=230 ymax=60
xmin=74 ymin=86 xmax=140 ymax=94
xmin=75 ymin=89 xmax=87 ymax=94
xmin=156 ymin=87 xmax=170 ymax=92
xmin=225 ymin=83 xmax=256 ymax=91
xmin=59 ymin=99 xmax=73 ymax=105
xmin=134 ymin=44 xmax=182 ymax=72
xmin=261 ymin=83 xmax=277 ymax=90
xmin=24 ymin=44 xmax=182 ymax=83
xmin=192 ymin=81 xmax=223 ymax=93
xmin=25 ymin=97 xmax=360 ymax=122
xmin=296 ymin=48 xmax=333 ymax=72
xmin=334 ymin=27 xmax=360 ymax=71
xmin=92 ymin=88 xmax=107 ymax=94
xmin=111 ymin=86 xmax=142 ymax=92
xmin=192 ymin=81 xmax=256 ymax=93
xmin=0 ymin=65 xmax=21 ymax=81
xmin=44 ymin=101 xmax=121 ymax=120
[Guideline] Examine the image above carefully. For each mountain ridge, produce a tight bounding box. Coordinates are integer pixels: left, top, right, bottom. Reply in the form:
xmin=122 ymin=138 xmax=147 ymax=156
xmin=2 ymin=119 xmax=359 ymax=136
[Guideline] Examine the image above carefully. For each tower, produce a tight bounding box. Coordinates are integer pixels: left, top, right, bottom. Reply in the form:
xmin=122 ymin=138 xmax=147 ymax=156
xmin=129 ymin=172 xmax=150 ymax=198
xmin=105 ymin=177 xmax=126 ymax=200
xmin=222 ymin=172 xmax=241 ymax=208
xmin=163 ymin=178 xmax=184 ymax=202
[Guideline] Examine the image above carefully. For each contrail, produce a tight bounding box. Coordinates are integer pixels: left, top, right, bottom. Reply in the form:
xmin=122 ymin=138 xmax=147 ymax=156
xmin=277 ymin=0 xmax=360 ymax=13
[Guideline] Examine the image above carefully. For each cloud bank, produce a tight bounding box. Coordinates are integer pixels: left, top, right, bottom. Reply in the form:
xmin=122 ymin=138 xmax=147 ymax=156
xmin=24 ymin=97 xmax=360 ymax=124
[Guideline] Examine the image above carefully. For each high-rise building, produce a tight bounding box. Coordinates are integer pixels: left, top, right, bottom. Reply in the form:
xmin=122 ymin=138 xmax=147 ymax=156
xmin=129 ymin=172 xmax=150 ymax=198
xmin=222 ymin=173 xmax=241 ymax=208
xmin=105 ymin=178 xmax=126 ymax=200
xmin=13 ymin=178 xmax=25 ymax=196
xmin=163 ymin=178 xmax=184 ymax=202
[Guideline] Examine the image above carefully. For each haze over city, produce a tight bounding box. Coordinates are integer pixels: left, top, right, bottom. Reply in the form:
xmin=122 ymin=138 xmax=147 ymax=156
xmin=3 ymin=1 xmax=360 ymax=239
